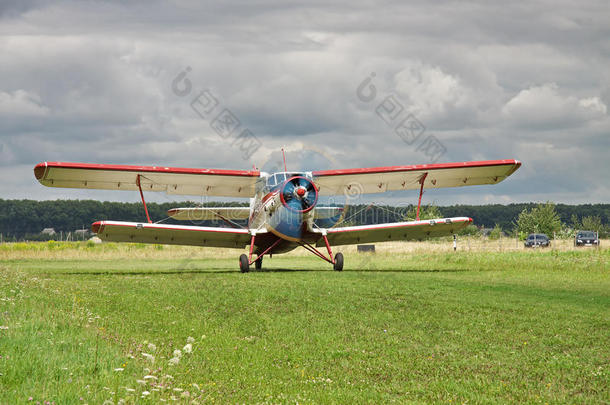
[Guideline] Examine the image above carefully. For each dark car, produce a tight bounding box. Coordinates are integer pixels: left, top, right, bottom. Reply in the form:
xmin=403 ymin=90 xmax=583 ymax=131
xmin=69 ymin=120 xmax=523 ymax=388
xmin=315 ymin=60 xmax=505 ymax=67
xmin=524 ymin=233 xmax=550 ymax=248
xmin=574 ymin=231 xmax=599 ymax=247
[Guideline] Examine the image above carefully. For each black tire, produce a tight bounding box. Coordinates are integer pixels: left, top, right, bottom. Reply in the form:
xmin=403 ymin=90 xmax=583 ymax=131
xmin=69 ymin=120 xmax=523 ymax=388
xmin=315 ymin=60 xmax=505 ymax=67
xmin=239 ymin=254 xmax=250 ymax=273
xmin=255 ymin=256 xmax=263 ymax=270
xmin=333 ymin=252 xmax=344 ymax=271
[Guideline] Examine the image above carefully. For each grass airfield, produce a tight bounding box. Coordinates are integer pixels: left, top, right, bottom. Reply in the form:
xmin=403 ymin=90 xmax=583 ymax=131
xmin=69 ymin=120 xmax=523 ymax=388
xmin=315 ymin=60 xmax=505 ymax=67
xmin=0 ymin=241 xmax=608 ymax=404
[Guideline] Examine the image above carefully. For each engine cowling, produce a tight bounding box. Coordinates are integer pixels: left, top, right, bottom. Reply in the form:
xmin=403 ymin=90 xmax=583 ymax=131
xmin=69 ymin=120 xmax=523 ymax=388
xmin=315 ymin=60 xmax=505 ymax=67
xmin=279 ymin=176 xmax=318 ymax=213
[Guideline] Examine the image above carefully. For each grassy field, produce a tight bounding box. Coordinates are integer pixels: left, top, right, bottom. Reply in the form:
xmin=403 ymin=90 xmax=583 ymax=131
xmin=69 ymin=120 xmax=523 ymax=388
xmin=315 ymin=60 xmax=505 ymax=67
xmin=0 ymin=242 xmax=608 ymax=404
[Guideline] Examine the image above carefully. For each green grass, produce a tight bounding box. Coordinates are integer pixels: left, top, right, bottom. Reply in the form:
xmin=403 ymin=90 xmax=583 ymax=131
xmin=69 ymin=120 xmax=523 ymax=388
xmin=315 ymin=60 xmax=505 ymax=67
xmin=0 ymin=244 xmax=608 ymax=404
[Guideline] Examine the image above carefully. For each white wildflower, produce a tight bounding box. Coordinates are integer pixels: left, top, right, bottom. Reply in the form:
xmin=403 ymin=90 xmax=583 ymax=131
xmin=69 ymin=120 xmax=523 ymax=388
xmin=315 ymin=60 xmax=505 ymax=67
xmin=114 ymin=368 xmax=124 ymax=372
xmin=147 ymin=342 xmax=157 ymax=352
xmin=181 ymin=391 xmax=190 ymax=398
xmin=136 ymin=380 xmax=146 ymax=385
xmin=142 ymin=352 xmax=155 ymax=363
xmin=173 ymin=388 xmax=183 ymax=392
xmin=0 ymin=326 xmax=8 ymax=330
xmin=182 ymin=343 xmax=192 ymax=354
xmin=141 ymin=391 xmax=150 ymax=397
xmin=125 ymin=388 xmax=136 ymax=393
xmin=168 ymin=357 xmax=180 ymax=366
xmin=172 ymin=349 xmax=182 ymax=358
xmin=143 ymin=375 xmax=157 ymax=380
xmin=186 ymin=336 xmax=195 ymax=343
xmin=192 ymin=383 xmax=200 ymax=391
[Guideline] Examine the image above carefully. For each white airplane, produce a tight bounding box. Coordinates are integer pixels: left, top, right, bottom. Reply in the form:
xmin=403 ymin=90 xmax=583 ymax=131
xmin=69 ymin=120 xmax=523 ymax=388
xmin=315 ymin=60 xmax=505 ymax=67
xmin=34 ymin=158 xmax=521 ymax=272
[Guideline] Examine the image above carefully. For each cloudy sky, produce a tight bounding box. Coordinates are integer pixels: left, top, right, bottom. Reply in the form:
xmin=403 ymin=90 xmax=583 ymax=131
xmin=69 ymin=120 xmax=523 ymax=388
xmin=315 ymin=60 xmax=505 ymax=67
xmin=1 ymin=0 xmax=608 ymax=206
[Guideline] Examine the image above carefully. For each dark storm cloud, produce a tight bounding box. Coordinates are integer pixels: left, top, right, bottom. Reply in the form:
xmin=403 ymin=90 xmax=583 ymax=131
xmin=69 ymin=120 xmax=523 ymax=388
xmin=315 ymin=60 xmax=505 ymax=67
xmin=0 ymin=0 xmax=608 ymax=203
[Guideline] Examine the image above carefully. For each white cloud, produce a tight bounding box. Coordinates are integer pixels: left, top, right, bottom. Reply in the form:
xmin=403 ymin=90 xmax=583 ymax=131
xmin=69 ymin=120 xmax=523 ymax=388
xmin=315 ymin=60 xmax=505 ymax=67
xmin=578 ymin=97 xmax=607 ymax=115
xmin=393 ymin=63 xmax=467 ymax=119
xmin=0 ymin=90 xmax=49 ymax=116
xmin=502 ymin=83 xmax=607 ymax=129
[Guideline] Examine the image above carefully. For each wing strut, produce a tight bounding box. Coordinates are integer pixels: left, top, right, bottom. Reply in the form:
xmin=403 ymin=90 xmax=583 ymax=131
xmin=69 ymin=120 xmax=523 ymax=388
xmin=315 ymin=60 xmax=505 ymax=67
xmin=416 ymin=172 xmax=428 ymax=221
xmin=136 ymin=174 xmax=152 ymax=224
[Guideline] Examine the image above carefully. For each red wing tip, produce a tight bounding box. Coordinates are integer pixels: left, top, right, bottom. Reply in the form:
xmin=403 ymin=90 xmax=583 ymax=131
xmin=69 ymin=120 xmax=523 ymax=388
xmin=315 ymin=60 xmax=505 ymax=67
xmin=91 ymin=221 xmax=104 ymax=234
xmin=34 ymin=162 xmax=47 ymax=180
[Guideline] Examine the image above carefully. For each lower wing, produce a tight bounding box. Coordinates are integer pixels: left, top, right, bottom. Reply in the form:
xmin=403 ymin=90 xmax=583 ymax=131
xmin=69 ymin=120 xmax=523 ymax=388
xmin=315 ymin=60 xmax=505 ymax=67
xmin=92 ymin=221 xmax=254 ymax=248
xmin=167 ymin=207 xmax=250 ymax=221
xmin=317 ymin=217 xmax=472 ymax=246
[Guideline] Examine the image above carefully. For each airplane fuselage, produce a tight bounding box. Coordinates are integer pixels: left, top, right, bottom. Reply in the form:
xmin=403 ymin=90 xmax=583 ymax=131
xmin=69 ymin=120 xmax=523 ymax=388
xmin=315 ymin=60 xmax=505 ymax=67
xmin=247 ymin=172 xmax=326 ymax=255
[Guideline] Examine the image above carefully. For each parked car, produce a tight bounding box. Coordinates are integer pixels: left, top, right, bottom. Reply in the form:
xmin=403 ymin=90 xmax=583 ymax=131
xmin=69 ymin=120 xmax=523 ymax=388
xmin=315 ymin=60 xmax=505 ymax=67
xmin=524 ymin=233 xmax=550 ymax=248
xmin=574 ymin=231 xmax=599 ymax=247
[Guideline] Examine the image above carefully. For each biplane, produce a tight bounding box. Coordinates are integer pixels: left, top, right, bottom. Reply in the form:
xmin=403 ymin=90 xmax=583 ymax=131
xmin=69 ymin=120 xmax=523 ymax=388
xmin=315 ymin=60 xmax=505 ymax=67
xmin=34 ymin=158 xmax=521 ymax=272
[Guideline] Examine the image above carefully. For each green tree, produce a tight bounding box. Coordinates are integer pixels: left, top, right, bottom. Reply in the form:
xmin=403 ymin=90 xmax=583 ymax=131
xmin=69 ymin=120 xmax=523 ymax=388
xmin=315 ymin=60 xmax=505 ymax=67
xmin=404 ymin=204 xmax=442 ymax=221
xmin=515 ymin=202 xmax=562 ymax=239
xmin=488 ymin=224 xmax=503 ymax=240
xmin=580 ymin=215 xmax=603 ymax=232
xmin=457 ymin=224 xmax=481 ymax=236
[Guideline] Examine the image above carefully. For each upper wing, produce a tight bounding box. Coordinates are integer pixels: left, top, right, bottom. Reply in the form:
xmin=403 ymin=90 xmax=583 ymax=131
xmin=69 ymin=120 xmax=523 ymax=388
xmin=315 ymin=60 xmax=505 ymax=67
xmin=312 ymin=159 xmax=521 ymax=196
xmin=34 ymin=162 xmax=260 ymax=198
xmin=317 ymin=217 xmax=472 ymax=246
xmin=167 ymin=207 xmax=251 ymax=221
xmin=92 ymin=221 xmax=253 ymax=248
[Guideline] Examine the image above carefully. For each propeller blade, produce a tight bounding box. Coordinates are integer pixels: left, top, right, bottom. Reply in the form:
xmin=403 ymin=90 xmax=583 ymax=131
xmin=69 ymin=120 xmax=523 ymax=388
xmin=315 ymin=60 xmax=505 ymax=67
xmin=283 ymin=180 xmax=296 ymax=195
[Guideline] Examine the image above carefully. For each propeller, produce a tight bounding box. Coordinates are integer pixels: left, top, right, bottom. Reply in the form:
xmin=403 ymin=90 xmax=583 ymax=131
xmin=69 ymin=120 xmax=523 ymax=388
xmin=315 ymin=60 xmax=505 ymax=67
xmin=280 ymin=176 xmax=318 ymax=213
xmin=271 ymin=176 xmax=318 ymax=240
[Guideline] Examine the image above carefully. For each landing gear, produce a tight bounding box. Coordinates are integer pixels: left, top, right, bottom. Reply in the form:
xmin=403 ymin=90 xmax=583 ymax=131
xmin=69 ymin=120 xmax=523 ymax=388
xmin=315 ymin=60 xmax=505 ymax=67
xmin=239 ymin=254 xmax=250 ymax=273
xmin=255 ymin=256 xmax=263 ymax=270
xmin=333 ymin=252 xmax=344 ymax=271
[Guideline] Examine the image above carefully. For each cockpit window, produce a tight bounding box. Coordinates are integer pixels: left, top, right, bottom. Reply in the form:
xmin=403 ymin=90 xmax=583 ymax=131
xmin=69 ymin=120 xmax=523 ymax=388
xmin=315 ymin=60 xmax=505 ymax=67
xmin=265 ymin=172 xmax=307 ymax=188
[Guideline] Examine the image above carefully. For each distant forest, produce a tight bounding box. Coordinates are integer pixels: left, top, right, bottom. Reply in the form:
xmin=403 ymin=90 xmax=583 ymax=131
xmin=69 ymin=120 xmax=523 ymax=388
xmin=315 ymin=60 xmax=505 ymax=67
xmin=1 ymin=199 xmax=608 ymax=241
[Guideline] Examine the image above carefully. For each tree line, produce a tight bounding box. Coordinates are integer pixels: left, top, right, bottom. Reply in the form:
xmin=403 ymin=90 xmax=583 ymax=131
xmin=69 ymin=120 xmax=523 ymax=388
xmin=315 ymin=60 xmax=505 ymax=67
xmin=0 ymin=199 xmax=608 ymax=241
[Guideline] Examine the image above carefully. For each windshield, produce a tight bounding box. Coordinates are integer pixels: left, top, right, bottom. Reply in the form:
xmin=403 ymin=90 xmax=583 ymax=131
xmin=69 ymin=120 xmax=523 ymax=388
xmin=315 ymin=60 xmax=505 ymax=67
xmin=265 ymin=172 xmax=307 ymax=189
xmin=528 ymin=234 xmax=547 ymax=240
xmin=577 ymin=231 xmax=596 ymax=238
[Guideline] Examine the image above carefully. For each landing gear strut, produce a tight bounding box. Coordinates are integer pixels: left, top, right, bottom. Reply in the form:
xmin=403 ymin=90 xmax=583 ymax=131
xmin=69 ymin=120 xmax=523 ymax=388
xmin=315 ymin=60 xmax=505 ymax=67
xmin=239 ymin=235 xmax=281 ymax=272
xmin=295 ymin=234 xmax=344 ymax=271
xmin=239 ymin=234 xmax=343 ymax=272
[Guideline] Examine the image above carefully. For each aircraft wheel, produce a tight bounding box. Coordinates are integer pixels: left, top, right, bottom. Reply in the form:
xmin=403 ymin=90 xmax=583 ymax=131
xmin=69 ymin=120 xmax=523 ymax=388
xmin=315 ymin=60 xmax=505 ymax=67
xmin=255 ymin=257 xmax=263 ymax=270
xmin=333 ymin=252 xmax=344 ymax=271
xmin=239 ymin=254 xmax=250 ymax=273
